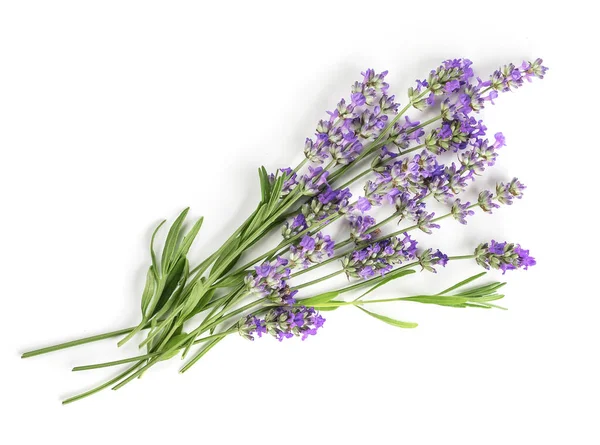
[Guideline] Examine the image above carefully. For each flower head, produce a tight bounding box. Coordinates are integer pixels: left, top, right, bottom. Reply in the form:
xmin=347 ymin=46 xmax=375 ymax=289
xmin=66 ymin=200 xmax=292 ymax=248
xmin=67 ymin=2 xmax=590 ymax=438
xmin=496 ymin=178 xmax=526 ymax=205
xmin=289 ymin=232 xmax=335 ymax=269
xmin=245 ymin=257 xmax=292 ymax=303
xmin=239 ymin=306 xmax=325 ymax=341
xmin=343 ymin=234 xmax=417 ymax=279
xmin=418 ymin=248 xmax=449 ymax=273
xmin=347 ymin=213 xmax=378 ymax=242
xmin=474 ymin=241 xmax=536 ymax=274
xmin=451 ymin=199 xmax=475 ymax=224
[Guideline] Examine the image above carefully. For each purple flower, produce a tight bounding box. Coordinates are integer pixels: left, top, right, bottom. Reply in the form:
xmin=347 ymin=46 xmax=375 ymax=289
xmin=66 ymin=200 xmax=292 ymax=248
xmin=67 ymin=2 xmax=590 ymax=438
xmin=418 ymin=248 xmax=449 ymax=273
xmin=343 ymin=234 xmax=417 ymax=279
xmin=283 ymin=187 xmax=352 ymax=240
xmin=356 ymin=196 xmax=372 ymax=213
xmin=490 ymin=59 xmax=548 ymax=92
xmin=281 ymin=213 xmax=308 ymax=239
xmin=289 ymin=232 xmax=335 ymax=269
xmin=393 ymin=192 xmax=424 ymax=222
xmin=362 ymin=69 xmax=390 ymax=92
xmin=425 ymin=112 xmax=487 ymax=155
xmin=444 ymin=79 xmax=461 ymax=93
xmin=245 ymin=256 xmax=291 ymax=303
xmin=239 ymin=306 xmax=326 ymax=341
xmin=475 ymin=241 xmax=536 ymax=274
xmin=388 ymin=116 xmax=424 ymax=151
xmin=451 ymin=199 xmax=475 ymax=225
xmin=304 ymin=68 xmax=399 ymax=165
xmin=301 ymin=165 xmax=330 ymax=196
xmin=416 ymin=210 xmax=440 ymax=234
xmin=496 ymin=178 xmax=526 ymax=205
xmin=478 ymin=190 xmax=500 ymax=213
xmin=347 ymin=213 xmax=377 ymax=242
xmin=268 ymin=167 xmax=298 ymax=196
xmin=411 ymin=59 xmax=474 ymax=111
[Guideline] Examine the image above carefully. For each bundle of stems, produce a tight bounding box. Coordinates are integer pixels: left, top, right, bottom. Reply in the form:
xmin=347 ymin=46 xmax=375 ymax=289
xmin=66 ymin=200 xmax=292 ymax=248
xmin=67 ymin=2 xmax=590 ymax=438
xmin=22 ymin=58 xmax=547 ymax=404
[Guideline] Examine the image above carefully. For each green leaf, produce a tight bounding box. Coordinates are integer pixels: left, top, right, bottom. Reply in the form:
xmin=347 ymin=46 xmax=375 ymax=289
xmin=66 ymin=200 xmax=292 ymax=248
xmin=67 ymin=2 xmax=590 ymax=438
xmin=158 ymin=333 xmax=188 ymax=361
xmin=174 ymin=216 xmax=204 ymax=260
xmin=357 ymin=306 xmax=418 ymax=329
xmin=300 ymin=268 xmax=417 ymax=307
xmin=140 ymin=267 xmax=157 ymax=315
xmin=153 ymin=257 xmax=187 ymax=316
xmin=191 ymin=281 xmax=215 ymax=315
xmin=267 ymin=176 xmax=284 ymax=212
xmin=211 ymin=236 xmax=241 ymax=277
xmin=244 ymin=204 xmax=267 ymax=236
xmin=437 ymin=272 xmax=487 ymax=295
xmin=213 ymin=271 xmax=248 ymax=288
xmin=150 ymin=220 xmax=166 ymax=277
xmin=179 ymin=280 xmax=208 ymax=320
xmin=313 ymin=305 xmax=340 ymax=312
xmin=400 ymin=295 xmax=471 ymax=307
xmin=258 ymin=166 xmax=271 ymax=203
xmin=161 ymin=207 xmax=190 ymax=274
xmin=299 ymin=290 xmax=343 ymax=306
xmin=455 ymin=282 xmax=506 ymax=297
xmin=355 ymin=269 xmax=417 ymax=301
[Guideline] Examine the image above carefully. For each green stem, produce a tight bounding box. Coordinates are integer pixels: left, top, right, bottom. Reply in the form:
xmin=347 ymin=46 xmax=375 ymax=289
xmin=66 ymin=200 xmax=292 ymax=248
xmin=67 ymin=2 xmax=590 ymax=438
xmin=447 ymin=255 xmax=475 ymax=261
xmin=22 ymin=327 xmax=136 ymax=358
xmin=62 ymin=362 xmax=144 ymax=405
xmin=72 ymin=330 xmax=236 ymax=372
xmin=292 ymin=270 xmax=344 ymax=290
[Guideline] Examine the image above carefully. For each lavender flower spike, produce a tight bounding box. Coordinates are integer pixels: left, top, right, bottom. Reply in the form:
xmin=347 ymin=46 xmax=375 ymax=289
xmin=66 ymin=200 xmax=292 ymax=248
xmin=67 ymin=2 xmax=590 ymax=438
xmin=474 ymin=241 xmax=536 ymax=274
xmin=451 ymin=199 xmax=475 ymax=225
xmin=343 ymin=234 xmax=418 ymax=279
xmin=418 ymin=249 xmax=449 ymax=273
xmin=238 ymin=306 xmax=325 ymax=341
xmin=288 ymin=232 xmax=335 ymax=269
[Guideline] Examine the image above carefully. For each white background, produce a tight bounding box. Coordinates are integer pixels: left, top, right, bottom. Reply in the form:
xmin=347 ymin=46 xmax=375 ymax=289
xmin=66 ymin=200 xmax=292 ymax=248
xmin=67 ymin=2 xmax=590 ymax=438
xmin=1 ymin=1 xmax=598 ymax=444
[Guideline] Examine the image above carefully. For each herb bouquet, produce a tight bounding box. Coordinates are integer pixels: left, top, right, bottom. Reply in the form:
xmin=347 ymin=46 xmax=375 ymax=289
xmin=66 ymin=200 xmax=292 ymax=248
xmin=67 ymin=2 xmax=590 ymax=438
xmin=23 ymin=58 xmax=547 ymax=404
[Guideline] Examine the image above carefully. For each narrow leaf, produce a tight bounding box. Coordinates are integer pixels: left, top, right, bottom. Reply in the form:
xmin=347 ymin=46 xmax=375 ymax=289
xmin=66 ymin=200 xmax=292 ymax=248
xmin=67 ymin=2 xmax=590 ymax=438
xmin=153 ymin=256 xmax=187 ymax=315
xmin=213 ymin=271 xmax=249 ymax=288
xmin=161 ymin=207 xmax=190 ymax=274
xmin=150 ymin=220 xmax=166 ymax=277
xmin=175 ymin=216 xmax=204 ymax=260
xmin=140 ymin=267 xmax=157 ymax=316
xmin=456 ymin=282 xmax=506 ymax=297
xmin=355 ymin=269 xmax=418 ymax=301
xmin=437 ymin=272 xmax=487 ymax=295
xmin=258 ymin=166 xmax=271 ymax=203
xmin=211 ymin=236 xmax=241 ymax=277
xmin=299 ymin=290 xmax=342 ymax=306
xmin=300 ymin=268 xmax=417 ymax=307
xmin=158 ymin=333 xmax=188 ymax=361
xmin=357 ymin=306 xmax=418 ymax=329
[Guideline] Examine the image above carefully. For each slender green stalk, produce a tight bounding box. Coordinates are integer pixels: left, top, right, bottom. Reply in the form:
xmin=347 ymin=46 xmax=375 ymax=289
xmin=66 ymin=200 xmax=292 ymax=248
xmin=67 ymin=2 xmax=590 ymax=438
xmin=72 ymin=330 xmax=236 ymax=372
xmin=293 ymin=270 xmax=345 ymax=290
xmin=62 ymin=362 xmax=144 ymax=405
xmin=447 ymin=255 xmax=475 ymax=261
xmin=22 ymin=327 xmax=136 ymax=358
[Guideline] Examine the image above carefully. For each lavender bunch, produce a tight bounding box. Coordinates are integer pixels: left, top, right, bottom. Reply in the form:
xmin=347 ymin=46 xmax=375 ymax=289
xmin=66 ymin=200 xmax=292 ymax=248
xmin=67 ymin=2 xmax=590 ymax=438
xmin=22 ymin=57 xmax=547 ymax=405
